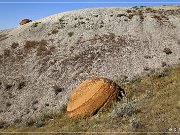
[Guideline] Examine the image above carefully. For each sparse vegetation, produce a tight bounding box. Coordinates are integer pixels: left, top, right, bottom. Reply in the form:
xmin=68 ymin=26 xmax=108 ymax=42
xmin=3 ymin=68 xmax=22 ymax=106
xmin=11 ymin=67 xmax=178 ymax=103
xmin=51 ymin=29 xmax=58 ymax=34
xmin=11 ymin=42 xmax=19 ymax=49
xmin=68 ymin=32 xmax=74 ymax=37
xmin=163 ymin=47 xmax=172 ymax=54
xmin=111 ymin=100 xmax=137 ymax=118
xmin=3 ymin=49 xmax=11 ymax=58
xmin=53 ymin=84 xmax=63 ymax=95
xmin=1 ymin=64 xmax=179 ymax=133
xmin=0 ymin=121 xmax=8 ymax=129
xmin=126 ymin=9 xmax=132 ymax=13
xmin=117 ymin=14 xmax=126 ymax=17
xmin=162 ymin=62 xmax=167 ymax=67
xmin=31 ymin=22 xmax=41 ymax=27
xmin=24 ymin=40 xmax=55 ymax=57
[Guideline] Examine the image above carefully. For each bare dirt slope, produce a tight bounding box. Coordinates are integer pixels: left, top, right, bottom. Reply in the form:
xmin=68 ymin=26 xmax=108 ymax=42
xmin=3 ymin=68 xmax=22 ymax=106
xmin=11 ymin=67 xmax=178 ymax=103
xmin=0 ymin=6 xmax=180 ymax=124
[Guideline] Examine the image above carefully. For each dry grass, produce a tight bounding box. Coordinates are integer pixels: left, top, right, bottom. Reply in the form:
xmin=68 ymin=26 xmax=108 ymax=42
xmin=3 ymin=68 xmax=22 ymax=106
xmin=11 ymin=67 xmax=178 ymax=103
xmin=24 ymin=40 xmax=55 ymax=57
xmin=1 ymin=64 xmax=180 ymax=133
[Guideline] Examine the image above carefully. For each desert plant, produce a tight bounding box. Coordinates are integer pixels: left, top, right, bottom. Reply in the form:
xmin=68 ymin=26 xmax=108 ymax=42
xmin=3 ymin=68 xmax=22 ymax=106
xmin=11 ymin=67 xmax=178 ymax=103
xmin=111 ymin=100 xmax=136 ymax=118
xmin=24 ymin=118 xmax=36 ymax=126
xmin=17 ymin=81 xmax=26 ymax=90
xmin=53 ymin=84 xmax=63 ymax=95
xmin=68 ymin=32 xmax=74 ymax=37
xmin=3 ymin=49 xmax=11 ymax=58
xmin=51 ymin=29 xmax=59 ymax=34
xmin=129 ymin=117 xmax=140 ymax=129
xmin=6 ymin=102 xmax=11 ymax=107
xmin=117 ymin=14 xmax=126 ymax=17
xmin=31 ymin=22 xmax=41 ymax=27
xmin=163 ymin=48 xmax=172 ymax=54
xmin=11 ymin=42 xmax=19 ymax=49
xmin=144 ymin=67 xmax=150 ymax=71
xmin=128 ymin=14 xmax=135 ymax=19
xmin=144 ymin=55 xmax=152 ymax=59
xmin=0 ymin=121 xmax=7 ymax=129
xmin=126 ymin=9 xmax=132 ymax=13
xmin=5 ymin=84 xmax=12 ymax=90
xmin=162 ymin=62 xmax=167 ymax=67
xmin=14 ymin=118 xmax=22 ymax=124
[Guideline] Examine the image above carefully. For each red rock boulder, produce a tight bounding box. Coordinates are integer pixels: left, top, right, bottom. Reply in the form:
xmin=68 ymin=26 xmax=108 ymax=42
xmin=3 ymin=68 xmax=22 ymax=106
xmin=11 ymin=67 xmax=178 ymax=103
xmin=67 ymin=77 xmax=124 ymax=118
xmin=19 ymin=19 xmax=32 ymax=25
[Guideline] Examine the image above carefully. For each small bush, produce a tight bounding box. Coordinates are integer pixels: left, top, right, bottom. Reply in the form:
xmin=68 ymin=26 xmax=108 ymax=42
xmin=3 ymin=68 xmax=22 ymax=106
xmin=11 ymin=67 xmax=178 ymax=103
xmin=24 ymin=40 xmax=46 ymax=51
xmin=129 ymin=117 xmax=141 ymax=129
xmin=0 ymin=121 xmax=7 ymax=129
xmin=146 ymin=7 xmax=152 ymax=11
xmin=94 ymin=15 xmax=98 ymax=17
xmin=153 ymin=15 xmax=162 ymax=20
xmin=32 ymin=100 xmax=38 ymax=105
xmin=6 ymin=102 xmax=11 ymax=107
xmin=17 ymin=81 xmax=26 ymax=89
xmin=25 ymin=118 xmax=36 ymax=126
xmin=162 ymin=62 xmax=167 ymax=67
xmin=5 ymin=84 xmax=12 ymax=90
xmin=24 ymin=40 xmax=54 ymax=57
xmin=126 ymin=9 xmax=132 ymax=13
xmin=163 ymin=48 xmax=172 ymax=54
xmin=128 ymin=14 xmax=135 ymax=19
xmin=51 ymin=29 xmax=59 ymax=34
xmin=144 ymin=55 xmax=152 ymax=59
xmin=3 ymin=49 xmax=11 ymax=58
xmin=150 ymin=68 xmax=169 ymax=78
xmin=68 ymin=32 xmax=74 ymax=37
xmin=11 ymin=42 xmax=19 ymax=49
xmin=117 ymin=14 xmax=126 ymax=17
xmin=31 ymin=22 xmax=41 ymax=27
xmin=14 ymin=118 xmax=22 ymax=124
xmin=53 ymin=84 xmax=63 ymax=95
xmin=144 ymin=67 xmax=150 ymax=71
xmin=35 ymin=120 xmax=45 ymax=128
xmin=111 ymin=100 xmax=136 ymax=118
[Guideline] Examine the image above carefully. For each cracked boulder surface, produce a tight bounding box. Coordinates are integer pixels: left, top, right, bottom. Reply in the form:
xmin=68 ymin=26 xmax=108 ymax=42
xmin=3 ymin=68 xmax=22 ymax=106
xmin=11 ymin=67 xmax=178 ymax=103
xmin=67 ymin=77 xmax=124 ymax=118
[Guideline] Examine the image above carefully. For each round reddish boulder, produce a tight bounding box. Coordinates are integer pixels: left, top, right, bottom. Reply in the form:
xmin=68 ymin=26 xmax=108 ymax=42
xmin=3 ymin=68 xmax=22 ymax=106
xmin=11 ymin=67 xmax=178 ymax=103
xmin=67 ymin=77 xmax=124 ymax=118
xmin=19 ymin=19 xmax=32 ymax=25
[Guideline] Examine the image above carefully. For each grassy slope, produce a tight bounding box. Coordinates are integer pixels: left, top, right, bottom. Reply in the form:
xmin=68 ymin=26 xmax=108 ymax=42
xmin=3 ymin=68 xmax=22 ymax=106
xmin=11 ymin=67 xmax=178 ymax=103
xmin=0 ymin=64 xmax=180 ymax=134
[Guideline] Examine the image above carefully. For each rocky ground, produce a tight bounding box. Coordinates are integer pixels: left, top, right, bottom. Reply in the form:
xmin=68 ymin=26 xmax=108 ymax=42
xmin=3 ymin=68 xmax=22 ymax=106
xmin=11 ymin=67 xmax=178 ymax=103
xmin=0 ymin=5 xmax=180 ymax=125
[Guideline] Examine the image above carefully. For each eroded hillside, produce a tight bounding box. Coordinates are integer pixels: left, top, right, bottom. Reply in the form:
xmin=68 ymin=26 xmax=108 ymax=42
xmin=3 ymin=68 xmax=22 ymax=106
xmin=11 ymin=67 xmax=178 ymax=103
xmin=0 ymin=6 xmax=180 ymax=125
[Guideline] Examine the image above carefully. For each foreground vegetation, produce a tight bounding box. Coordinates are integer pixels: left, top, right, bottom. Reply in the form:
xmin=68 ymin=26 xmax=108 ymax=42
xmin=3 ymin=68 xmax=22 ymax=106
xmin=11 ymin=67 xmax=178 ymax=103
xmin=0 ymin=64 xmax=180 ymax=134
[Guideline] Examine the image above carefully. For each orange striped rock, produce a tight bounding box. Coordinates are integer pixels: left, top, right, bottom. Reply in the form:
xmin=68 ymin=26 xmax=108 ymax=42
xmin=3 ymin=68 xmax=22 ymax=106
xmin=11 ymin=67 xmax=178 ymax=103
xmin=67 ymin=77 xmax=122 ymax=118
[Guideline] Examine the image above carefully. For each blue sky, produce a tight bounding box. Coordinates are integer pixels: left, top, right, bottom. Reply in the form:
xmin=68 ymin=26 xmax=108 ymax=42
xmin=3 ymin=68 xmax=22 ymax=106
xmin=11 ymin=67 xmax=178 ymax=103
xmin=0 ymin=0 xmax=180 ymax=30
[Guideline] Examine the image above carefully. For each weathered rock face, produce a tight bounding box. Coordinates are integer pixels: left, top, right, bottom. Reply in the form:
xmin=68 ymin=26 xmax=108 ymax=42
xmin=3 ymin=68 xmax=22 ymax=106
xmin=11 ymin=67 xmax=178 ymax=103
xmin=19 ymin=19 xmax=32 ymax=25
xmin=67 ymin=77 xmax=124 ymax=117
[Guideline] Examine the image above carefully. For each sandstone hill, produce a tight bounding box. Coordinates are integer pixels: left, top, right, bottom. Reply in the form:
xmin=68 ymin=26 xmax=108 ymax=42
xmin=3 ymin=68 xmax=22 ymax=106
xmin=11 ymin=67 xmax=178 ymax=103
xmin=0 ymin=6 xmax=180 ymax=124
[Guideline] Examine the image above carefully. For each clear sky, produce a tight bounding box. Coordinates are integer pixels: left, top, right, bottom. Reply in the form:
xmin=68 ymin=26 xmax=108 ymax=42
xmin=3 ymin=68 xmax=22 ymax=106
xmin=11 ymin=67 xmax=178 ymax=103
xmin=0 ymin=0 xmax=180 ymax=30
